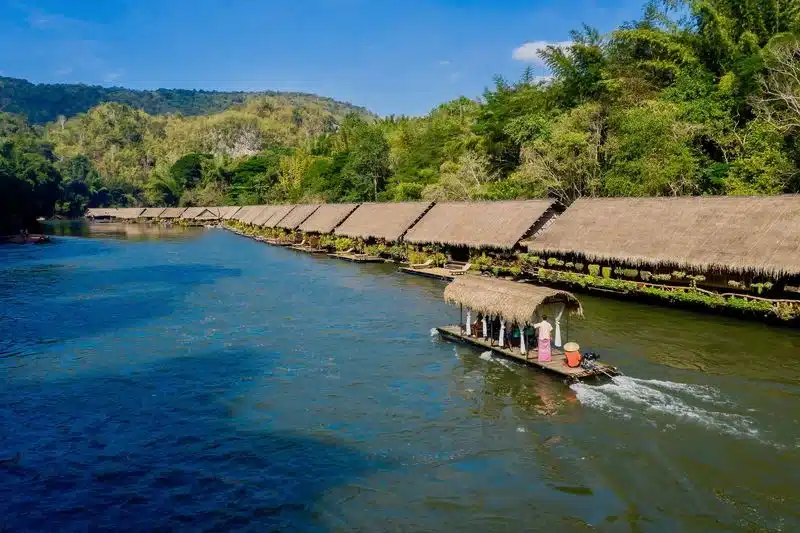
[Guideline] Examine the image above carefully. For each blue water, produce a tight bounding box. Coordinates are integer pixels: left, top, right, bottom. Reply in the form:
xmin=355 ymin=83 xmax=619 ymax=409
xmin=2 ymin=227 xmax=800 ymax=532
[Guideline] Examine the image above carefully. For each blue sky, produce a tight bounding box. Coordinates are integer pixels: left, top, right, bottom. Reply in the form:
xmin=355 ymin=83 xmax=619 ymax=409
xmin=0 ymin=0 xmax=646 ymax=116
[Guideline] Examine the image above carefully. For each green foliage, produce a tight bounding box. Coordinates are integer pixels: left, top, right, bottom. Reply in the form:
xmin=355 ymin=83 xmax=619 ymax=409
xmin=470 ymin=253 xmax=495 ymax=272
xmin=602 ymin=267 xmax=612 ymax=279
xmin=623 ymin=269 xmax=639 ymax=279
xmin=588 ymin=264 xmax=601 ymax=276
xmin=640 ymin=271 xmax=652 ymax=281
xmin=653 ymin=273 xmax=673 ymax=282
xmin=334 ymin=237 xmax=355 ymax=251
xmin=574 ymin=263 xmax=585 ymax=272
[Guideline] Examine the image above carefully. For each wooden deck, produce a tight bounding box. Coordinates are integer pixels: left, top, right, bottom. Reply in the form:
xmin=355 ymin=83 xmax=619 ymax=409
xmin=399 ymin=266 xmax=455 ymax=281
xmin=327 ymin=253 xmax=385 ymax=263
xmin=290 ymin=245 xmax=328 ymax=254
xmin=436 ymin=325 xmax=617 ymax=382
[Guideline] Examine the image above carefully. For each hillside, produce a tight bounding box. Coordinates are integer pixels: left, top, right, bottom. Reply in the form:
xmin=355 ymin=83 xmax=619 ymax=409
xmin=0 ymin=76 xmax=373 ymax=124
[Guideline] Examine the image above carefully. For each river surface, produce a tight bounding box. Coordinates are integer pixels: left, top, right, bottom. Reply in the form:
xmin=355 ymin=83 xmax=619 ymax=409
xmin=2 ymin=223 xmax=800 ymax=532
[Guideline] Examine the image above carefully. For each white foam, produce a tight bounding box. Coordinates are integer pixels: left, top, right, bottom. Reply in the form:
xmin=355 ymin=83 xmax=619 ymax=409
xmin=429 ymin=328 xmax=440 ymax=337
xmin=479 ymin=351 xmax=493 ymax=361
xmin=572 ymin=376 xmax=759 ymax=439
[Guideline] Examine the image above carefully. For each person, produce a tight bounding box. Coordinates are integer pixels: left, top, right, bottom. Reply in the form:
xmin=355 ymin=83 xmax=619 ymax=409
xmin=533 ymin=315 xmax=553 ymax=362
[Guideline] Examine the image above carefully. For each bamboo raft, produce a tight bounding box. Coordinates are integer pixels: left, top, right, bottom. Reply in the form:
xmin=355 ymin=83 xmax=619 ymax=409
xmin=436 ymin=325 xmax=618 ymax=382
xmin=327 ymin=252 xmax=385 ymax=263
xmin=399 ymin=266 xmax=455 ymax=281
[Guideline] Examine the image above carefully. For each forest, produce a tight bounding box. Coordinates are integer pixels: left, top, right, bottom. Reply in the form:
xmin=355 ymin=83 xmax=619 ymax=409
xmin=2 ymin=0 xmax=800 ymax=234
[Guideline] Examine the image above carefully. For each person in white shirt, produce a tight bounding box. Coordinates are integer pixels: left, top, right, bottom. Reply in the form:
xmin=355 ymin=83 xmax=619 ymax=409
xmin=533 ymin=315 xmax=553 ymax=362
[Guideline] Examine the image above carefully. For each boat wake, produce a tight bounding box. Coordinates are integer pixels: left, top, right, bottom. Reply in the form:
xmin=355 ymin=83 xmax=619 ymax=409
xmin=571 ymin=376 xmax=760 ymax=440
xmin=480 ymin=351 xmax=515 ymax=370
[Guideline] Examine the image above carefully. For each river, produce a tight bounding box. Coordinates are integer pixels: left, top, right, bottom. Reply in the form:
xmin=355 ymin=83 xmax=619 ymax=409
xmin=2 ymin=223 xmax=799 ymax=532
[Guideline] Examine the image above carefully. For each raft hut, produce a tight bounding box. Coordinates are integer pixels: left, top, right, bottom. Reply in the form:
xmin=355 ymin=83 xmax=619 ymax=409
xmin=219 ymin=206 xmax=242 ymax=220
xmin=332 ymin=201 xmax=433 ymax=262
xmin=437 ymin=276 xmax=617 ymax=381
xmin=294 ymin=203 xmax=360 ymax=253
xmin=180 ymin=207 xmax=221 ymax=224
xmin=115 ymin=208 xmax=145 ymax=220
xmin=401 ymin=200 xmax=560 ymax=280
xmin=85 ymin=208 xmax=117 ymax=221
xmin=159 ymin=207 xmax=187 ymax=221
xmin=139 ymin=207 xmax=166 ymax=220
xmin=525 ymin=195 xmax=800 ymax=295
xmin=274 ymin=204 xmax=321 ymax=244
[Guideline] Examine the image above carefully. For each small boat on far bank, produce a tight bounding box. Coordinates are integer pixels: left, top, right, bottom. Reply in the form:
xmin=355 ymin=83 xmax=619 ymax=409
xmin=1 ymin=234 xmax=51 ymax=245
xmin=437 ymin=276 xmax=618 ymax=382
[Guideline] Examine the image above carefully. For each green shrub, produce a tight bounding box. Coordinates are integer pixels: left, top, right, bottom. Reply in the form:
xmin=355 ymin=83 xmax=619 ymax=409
xmin=335 ymin=237 xmax=355 ymax=251
xmin=727 ymin=280 xmax=744 ymax=289
xmin=588 ymin=264 xmax=600 ymax=276
xmin=640 ymin=271 xmax=652 ymax=282
xmin=653 ymin=273 xmax=672 ymax=282
xmin=672 ymin=271 xmax=686 ymax=280
xmin=623 ymin=269 xmax=639 ymax=279
xmin=613 ymin=267 xmax=625 ymax=276
xmin=470 ymin=253 xmax=494 ymax=271
xmin=547 ymin=257 xmax=560 ymax=267
xmin=538 ymin=259 xmax=547 ymax=266
xmin=509 ymin=266 xmax=522 ymax=277
xmin=574 ymin=263 xmax=584 ymax=272
xmin=602 ymin=267 xmax=612 ymax=279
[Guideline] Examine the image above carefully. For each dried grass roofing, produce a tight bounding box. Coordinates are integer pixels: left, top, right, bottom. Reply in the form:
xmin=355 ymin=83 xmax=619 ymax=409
xmin=86 ymin=208 xmax=117 ymax=217
xmin=140 ymin=207 xmax=166 ymax=218
xmin=334 ymin=202 xmax=433 ymax=241
xmin=298 ymin=203 xmax=360 ymax=233
xmin=251 ymin=205 xmax=279 ymax=226
xmin=239 ymin=206 xmax=269 ymax=224
xmin=276 ymin=204 xmax=320 ymax=229
xmin=444 ymin=276 xmax=583 ymax=326
xmin=404 ymin=200 xmax=556 ymax=250
xmin=115 ymin=208 xmax=145 ymax=219
xmin=181 ymin=207 xmax=220 ymax=220
xmin=219 ymin=206 xmax=242 ymax=220
xmin=263 ymin=204 xmax=296 ymax=228
xmin=526 ymin=195 xmax=800 ymax=277
xmin=158 ymin=207 xmax=186 ymax=218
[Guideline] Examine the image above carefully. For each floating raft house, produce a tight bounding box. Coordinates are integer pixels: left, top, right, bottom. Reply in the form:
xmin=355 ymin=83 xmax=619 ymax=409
xmin=334 ymin=202 xmax=433 ymax=242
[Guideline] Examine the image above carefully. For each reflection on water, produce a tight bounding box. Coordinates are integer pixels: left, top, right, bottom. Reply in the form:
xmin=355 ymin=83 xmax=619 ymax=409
xmin=43 ymin=220 xmax=204 ymax=241
xmin=1 ymin=226 xmax=799 ymax=532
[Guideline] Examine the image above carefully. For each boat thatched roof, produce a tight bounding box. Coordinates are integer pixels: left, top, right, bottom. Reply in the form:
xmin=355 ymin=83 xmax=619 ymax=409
xmin=159 ymin=207 xmax=187 ymax=219
xmin=298 ymin=203 xmax=360 ymax=234
xmin=116 ymin=208 xmax=145 ymax=219
xmin=526 ymin=195 xmax=800 ymax=277
xmin=404 ymin=200 xmax=557 ymax=250
xmin=219 ymin=206 xmax=242 ymax=220
xmin=335 ymin=202 xmax=433 ymax=241
xmin=250 ymin=205 xmax=277 ymax=226
xmin=277 ymin=204 xmax=320 ymax=229
xmin=263 ymin=204 xmax=296 ymax=228
xmin=140 ymin=207 xmax=166 ymax=218
xmin=444 ymin=276 xmax=583 ymax=326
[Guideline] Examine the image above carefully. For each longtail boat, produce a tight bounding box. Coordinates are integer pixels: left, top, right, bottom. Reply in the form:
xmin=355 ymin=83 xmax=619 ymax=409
xmin=437 ymin=276 xmax=618 ymax=382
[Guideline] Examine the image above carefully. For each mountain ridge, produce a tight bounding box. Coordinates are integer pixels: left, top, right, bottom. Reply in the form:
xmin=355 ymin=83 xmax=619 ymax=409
xmin=0 ymin=76 xmax=374 ymax=124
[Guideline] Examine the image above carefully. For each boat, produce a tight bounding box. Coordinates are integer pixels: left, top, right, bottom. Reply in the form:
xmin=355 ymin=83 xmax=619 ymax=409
xmin=437 ymin=276 xmax=618 ymax=382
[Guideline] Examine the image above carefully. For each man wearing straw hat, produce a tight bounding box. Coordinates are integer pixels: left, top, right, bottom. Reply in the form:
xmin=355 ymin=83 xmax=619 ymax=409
xmin=533 ymin=315 xmax=553 ymax=362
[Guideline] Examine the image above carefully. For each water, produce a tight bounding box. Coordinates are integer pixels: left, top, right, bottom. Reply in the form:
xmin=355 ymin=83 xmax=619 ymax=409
xmin=2 ymin=223 xmax=800 ymax=532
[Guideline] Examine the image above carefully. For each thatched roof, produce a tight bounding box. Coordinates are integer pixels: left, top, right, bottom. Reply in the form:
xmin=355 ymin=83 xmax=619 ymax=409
xmin=444 ymin=276 xmax=583 ymax=326
xmin=181 ymin=207 xmax=220 ymax=220
xmin=251 ymin=205 xmax=279 ymax=226
xmin=85 ymin=208 xmax=117 ymax=218
xmin=232 ymin=205 xmax=256 ymax=222
xmin=404 ymin=200 xmax=557 ymax=250
xmin=239 ymin=206 xmax=269 ymax=224
xmin=276 ymin=204 xmax=320 ymax=229
xmin=160 ymin=207 xmax=187 ymax=219
xmin=335 ymin=202 xmax=433 ymax=241
xmin=140 ymin=207 xmax=166 ymax=218
xmin=116 ymin=208 xmax=145 ymax=219
xmin=263 ymin=204 xmax=296 ymax=228
xmin=298 ymin=203 xmax=359 ymax=234
xmin=219 ymin=206 xmax=242 ymax=220
xmin=526 ymin=195 xmax=800 ymax=277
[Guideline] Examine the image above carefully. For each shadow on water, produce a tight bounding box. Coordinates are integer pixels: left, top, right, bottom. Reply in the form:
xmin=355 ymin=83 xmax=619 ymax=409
xmin=0 ymin=349 xmax=379 ymax=532
xmin=0 ymin=263 xmax=241 ymax=358
xmin=42 ymin=220 xmax=206 ymax=242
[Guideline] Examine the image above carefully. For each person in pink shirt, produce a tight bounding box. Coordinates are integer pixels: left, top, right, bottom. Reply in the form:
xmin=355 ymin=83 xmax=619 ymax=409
xmin=533 ymin=315 xmax=553 ymax=362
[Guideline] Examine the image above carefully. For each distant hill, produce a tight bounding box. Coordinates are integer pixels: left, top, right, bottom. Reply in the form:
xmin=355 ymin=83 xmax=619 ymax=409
xmin=0 ymin=76 xmax=373 ymax=124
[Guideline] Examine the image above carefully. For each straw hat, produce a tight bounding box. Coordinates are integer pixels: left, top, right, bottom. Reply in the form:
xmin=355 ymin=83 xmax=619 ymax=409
xmin=563 ymin=342 xmax=580 ymax=352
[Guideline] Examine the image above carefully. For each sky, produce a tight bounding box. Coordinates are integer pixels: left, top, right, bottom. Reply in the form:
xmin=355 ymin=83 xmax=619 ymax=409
xmin=0 ymin=0 xmax=647 ymax=116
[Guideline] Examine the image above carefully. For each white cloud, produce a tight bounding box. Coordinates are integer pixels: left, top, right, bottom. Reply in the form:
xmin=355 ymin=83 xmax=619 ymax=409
xmin=439 ymin=60 xmax=451 ymax=66
xmin=104 ymin=70 xmax=123 ymax=83
xmin=512 ymin=40 xmax=572 ymax=65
